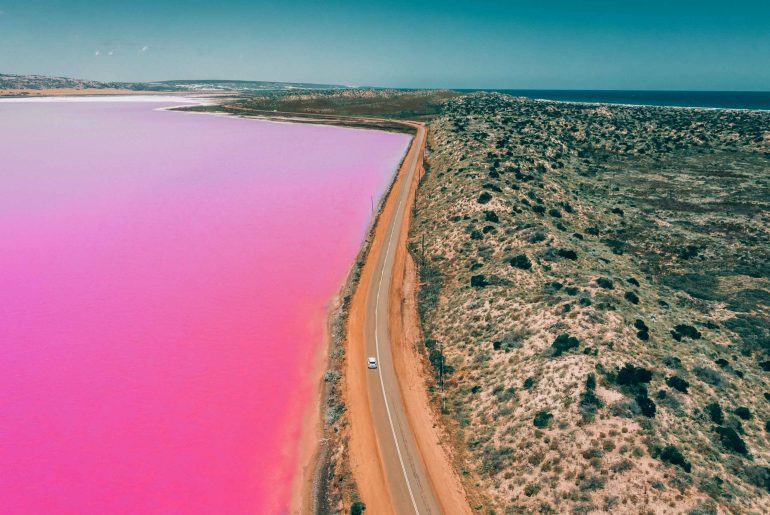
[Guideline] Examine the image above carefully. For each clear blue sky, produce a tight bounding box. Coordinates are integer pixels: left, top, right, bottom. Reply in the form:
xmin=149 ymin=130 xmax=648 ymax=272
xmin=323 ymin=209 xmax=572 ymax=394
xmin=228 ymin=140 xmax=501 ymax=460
xmin=1 ymin=0 xmax=768 ymax=90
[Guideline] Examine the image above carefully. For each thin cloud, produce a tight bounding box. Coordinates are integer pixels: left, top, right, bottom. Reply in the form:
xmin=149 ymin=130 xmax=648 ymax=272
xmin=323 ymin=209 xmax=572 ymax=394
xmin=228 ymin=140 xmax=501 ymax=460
xmin=94 ymin=50 xmax=100 ymax=56
xmin=140 ymin=45 xmax=149 ymax=52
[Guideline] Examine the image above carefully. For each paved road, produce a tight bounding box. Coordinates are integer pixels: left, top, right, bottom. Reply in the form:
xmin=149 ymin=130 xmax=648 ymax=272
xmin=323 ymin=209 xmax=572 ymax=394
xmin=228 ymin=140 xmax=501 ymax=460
xmin=363 ymin=125 xmax=441 ymax=514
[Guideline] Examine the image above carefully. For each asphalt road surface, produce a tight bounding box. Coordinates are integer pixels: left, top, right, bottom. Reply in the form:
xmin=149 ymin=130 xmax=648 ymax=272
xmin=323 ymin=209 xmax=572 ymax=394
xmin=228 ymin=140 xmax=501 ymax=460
xmin=363 ymin=125 xmax=441 ymax=514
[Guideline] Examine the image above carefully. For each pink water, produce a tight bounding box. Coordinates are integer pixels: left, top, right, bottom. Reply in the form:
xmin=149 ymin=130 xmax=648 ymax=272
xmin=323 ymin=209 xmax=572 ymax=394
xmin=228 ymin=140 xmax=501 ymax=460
xmin=0 ymin=98 xmax=410 ymax=514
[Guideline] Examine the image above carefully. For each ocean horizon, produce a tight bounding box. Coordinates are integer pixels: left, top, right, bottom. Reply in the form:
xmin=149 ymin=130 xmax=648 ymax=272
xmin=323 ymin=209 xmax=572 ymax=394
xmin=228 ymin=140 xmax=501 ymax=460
xmin=461 ymin=89 xmax=770 ymax=111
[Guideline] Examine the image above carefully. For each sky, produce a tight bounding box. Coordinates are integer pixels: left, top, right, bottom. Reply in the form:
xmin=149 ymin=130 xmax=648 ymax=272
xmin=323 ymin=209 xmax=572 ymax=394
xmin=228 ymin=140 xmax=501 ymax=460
xmin=1 ymin=0 xmax=768 ymax=90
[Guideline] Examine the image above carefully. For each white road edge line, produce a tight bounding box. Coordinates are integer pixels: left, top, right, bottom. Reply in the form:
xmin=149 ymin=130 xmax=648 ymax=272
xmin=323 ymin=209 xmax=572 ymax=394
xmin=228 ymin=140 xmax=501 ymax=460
xmin=374 ymin=129 xmax=422 ymax=515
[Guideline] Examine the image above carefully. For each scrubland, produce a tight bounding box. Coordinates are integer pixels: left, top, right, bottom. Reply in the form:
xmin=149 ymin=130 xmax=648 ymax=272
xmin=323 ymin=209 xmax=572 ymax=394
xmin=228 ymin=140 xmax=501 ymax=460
xmin=410 ymin=93 xmax=770 ymax=514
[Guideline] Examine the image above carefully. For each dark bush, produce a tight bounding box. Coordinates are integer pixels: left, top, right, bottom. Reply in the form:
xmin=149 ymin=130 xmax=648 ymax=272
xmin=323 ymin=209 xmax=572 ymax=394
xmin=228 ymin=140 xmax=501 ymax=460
xmin=470 ymin=274 xmax=488 ymax=288
xmin=635 ymin=319 xmax=649 ymax=332
xmin=759 ymin=360 xmax=770 ymax=371
xmin=565 ymin=286 xmax=579 ymax=296
xmin=548 ymin=208 xmax=562 ymax=218
xmin=673 ymin=324 xmax=702 ymax=340
xmin=556 ymin=248 xmax=578 ymax=260
xmin=470 ymin=229 xmax=483 ymax=240
xmin=523 ymin=377 xmax=535 ymax=389
xmin=667 ymin=376 xmax=690 ymax=393
xmin=532 ymin=204 xmax=545 ymax=215
xmin=351 ymin=501 xmax=366 ymax=515
xmin=637 ymin=330 xmax=650 ymax=341
xmin=693 ymin=366 xmax=722 ymax=386
xmin=663 ymin=356 xmax=682 ymax=369
xmin=627 ymin=277 xmax=640 ymax=287
xmin=484 ymin=210 xmax=499 ymax=223
xmin=706 ymin=402 xmax=724 ymax=424
xmin=624 ymin=291 xmax=640 ymax=304
xmin=533 ymin=410 xmax=553 ymax=428
xmin=596 ymin=277 xmax=614 ymax=289
xmin=477 ymin=191 xmax=492 ymax=204
xmin=715 ymin=426 xmax=748 ymax=455
xmin=602 ymin=239 xmax=625 ymax=255
xmin=551 ymin=333 xmax=580 ymax=356
xmin=723 ymin=315 xmax=770 ymax=352
xmin=658 ymin=445 xmax=691 ymax=472
xmin=586 ymin=373 xmax=597 ymax=390
xmin=580 ymin=383 xmax=603 ymax=420
xmin=735 ymin=407 xmax=752 ymax=420
xmin=611 ymin=207 xmax=624 ymax=216
xmin=585 ymin=226 xmax=600 ymax=236
xmin=616 ymin=364 xmax=653 ymax=386
xmin=636 ymin=395 xmax=657 ymax=417
xmin=509 ymin=254 xmax=532 ymax=270
xmin=743 ymin=465 xmax=770 ymax=492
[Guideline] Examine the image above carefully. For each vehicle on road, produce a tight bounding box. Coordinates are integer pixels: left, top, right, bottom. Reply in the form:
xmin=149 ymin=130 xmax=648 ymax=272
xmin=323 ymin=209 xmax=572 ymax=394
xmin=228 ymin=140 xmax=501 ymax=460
xmin=367 ymin=357 xmax=377 ymax=369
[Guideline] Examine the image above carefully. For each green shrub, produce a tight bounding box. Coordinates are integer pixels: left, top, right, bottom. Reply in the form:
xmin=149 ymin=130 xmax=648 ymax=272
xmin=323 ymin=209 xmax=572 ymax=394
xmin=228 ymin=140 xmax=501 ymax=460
xmin=596 ymin=277 xmax=614 ymax=289
xmin=616 ymin=364 xmax=653 ymax=386
xmin=533 ymin=410 xmax=553 ymax=428
xmin=715 ymin=426 xmax=748 ymax=455
xmin=693 ymin=366 xmax=722 ymax=386
xmin=551 ymin=333 xmax=580 ymax=356
xmin=723 ymin=315 xmax=770 ymax=352
xmin=705 ymin=402 xmax=724 ymax=424
xmin=477 ymin=191 xmax=492 ymax=204
xmin=624 ymin=291 xmax=640 ymax=304
xmin=673 ymin=324 xmax=702 ymax=340
xmin=351 ymin=501 xmax=366 ymax=515
xmin=523 ymin=377 xmax=536 ymax=389
xmin=666 ymin=376 xmax=690 ymax=393
xmin=470 ymin=274 xmax=488 ymax=288
xmin=556 ymin=248 xmax=578 ymax=260
xmin=658 ymin=445 xmax=692 ymax=472
xmin=636 ymin=395 xmax=657 ymax=417
xmin=484 ymin=210 xmax=499 ymax=223
xmin=735 ymin=407 xmax=752 ymax=420
xmin=509 ymin=254 xmax=532 ymax=270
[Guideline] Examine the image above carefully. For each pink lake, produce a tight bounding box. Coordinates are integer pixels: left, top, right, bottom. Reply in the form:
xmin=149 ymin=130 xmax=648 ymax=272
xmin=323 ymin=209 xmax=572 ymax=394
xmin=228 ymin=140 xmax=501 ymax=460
xmin=0 ymin=98 xmax=411 ymax=514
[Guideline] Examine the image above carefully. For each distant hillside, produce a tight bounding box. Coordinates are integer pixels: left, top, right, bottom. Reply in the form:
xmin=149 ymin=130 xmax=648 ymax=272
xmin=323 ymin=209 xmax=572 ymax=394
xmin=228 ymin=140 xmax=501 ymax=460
xmin=158 ymin=79 xmax=349 ymax=92
xmin=0 ymin=73 xmax=348 ymax=93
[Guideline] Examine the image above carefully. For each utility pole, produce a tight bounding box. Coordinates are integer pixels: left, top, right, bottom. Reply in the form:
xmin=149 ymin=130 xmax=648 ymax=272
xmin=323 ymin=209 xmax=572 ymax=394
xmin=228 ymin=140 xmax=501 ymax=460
xmin=439 ymin=340 xmax=445 ymax=414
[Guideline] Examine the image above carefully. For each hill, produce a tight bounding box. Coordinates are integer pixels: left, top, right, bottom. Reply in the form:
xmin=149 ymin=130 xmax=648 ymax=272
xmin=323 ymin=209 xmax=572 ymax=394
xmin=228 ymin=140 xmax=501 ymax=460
xmin=0 ymin=73 xmax=348 ymax=94
xmin=410 ymin=93 xmax=770 ymax=513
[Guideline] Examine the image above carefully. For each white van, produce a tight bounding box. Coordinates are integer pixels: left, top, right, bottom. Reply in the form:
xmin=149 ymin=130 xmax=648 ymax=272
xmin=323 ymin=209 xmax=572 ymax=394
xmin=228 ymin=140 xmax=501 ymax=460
xmin=367 ymin=357 xmax=377 ymax=369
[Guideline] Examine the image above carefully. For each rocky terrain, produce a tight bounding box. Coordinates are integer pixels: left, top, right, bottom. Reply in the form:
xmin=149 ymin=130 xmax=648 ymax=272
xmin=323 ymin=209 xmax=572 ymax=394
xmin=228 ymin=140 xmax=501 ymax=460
xmin=410 ymin=93 xmax=770 ymax=513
